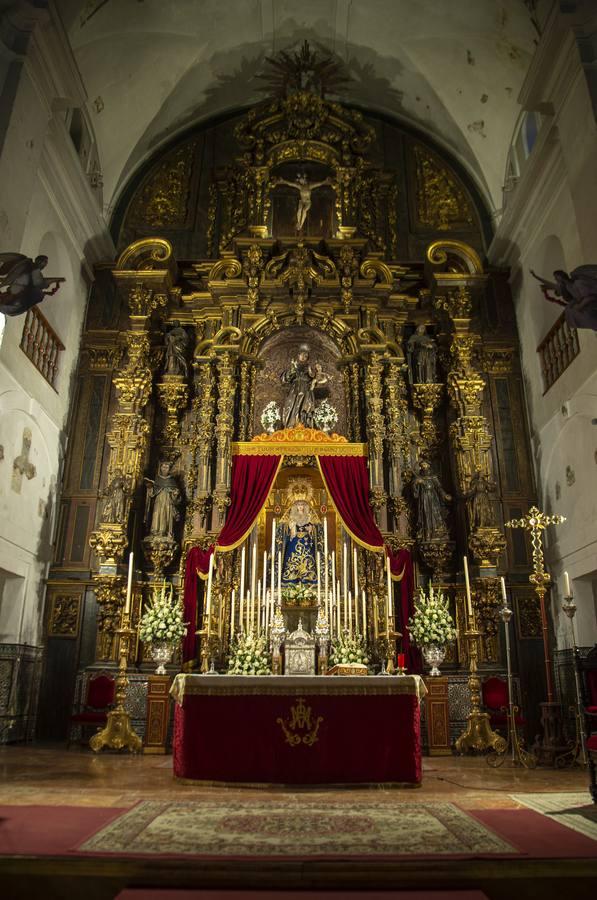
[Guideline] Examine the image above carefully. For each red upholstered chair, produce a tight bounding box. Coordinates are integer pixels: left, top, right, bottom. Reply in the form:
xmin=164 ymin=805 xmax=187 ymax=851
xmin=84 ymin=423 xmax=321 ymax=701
xmin=577 ymin=645 xmax=597 ymax=803
xmin=68 ymin=673 xmax=115 ymax=747
xmin=482 ymin=676 xmax=525 ymax=732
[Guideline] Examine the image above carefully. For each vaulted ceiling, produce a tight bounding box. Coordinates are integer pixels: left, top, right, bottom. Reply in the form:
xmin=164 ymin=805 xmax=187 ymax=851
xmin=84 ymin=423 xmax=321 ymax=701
xmin=56 ymin=0 xmax=541 ymax=219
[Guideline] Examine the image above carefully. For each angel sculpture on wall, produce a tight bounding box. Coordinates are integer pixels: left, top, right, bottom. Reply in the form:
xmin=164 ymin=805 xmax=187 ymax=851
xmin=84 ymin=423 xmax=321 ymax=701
xmin=0 ymin=254 xmax=64 ymax=317
xmin=531 ymin=267 xmax=597 ymax=331
xmin=272 ymin=173 xmax=334 ymax=231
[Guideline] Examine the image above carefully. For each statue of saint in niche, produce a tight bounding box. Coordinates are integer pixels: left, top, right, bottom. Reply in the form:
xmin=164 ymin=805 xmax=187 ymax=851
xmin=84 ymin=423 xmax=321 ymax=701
xmin=145 ymin=460 xmax=182 ymax=539
xmin=464 ymin=468 xmax=496 ymax=529
xmin=412 ymin=461 xmax=451 ymax=541
xmin=281 ymin=343 xmax=329 ymax=428
xmin=280 ymin=498 xmax=320 ymax=589
xmin=163 ymin=323 xmax=190 ymax=378
xmin=272 ymin=173 xmax=334 ymax=231
xmin=407 ymin=325 xmax=438 ymax=384
xmin=101 ymin=468 xmax=131 ymax=523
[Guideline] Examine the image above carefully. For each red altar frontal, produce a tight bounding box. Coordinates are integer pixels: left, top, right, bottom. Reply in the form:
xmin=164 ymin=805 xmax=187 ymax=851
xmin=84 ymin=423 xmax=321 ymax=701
xmin=170 ymin=674 xmax=427 ymax=785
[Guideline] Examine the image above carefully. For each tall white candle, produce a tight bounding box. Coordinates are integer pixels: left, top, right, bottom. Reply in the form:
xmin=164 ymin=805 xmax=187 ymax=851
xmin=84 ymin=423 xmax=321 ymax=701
xmin=348 ymin=589 xmax=352 ymax=633
xmin=353 ymin=545 xmax=358 ymax=597
xmin=386 ymin=555 xmax=391 ymax=635
xmin=343 ymin=541 xmax=348 ymax=605
xmin=362 ymin=590 xmax=367 ymax=636
xmin=239 ymin=545 xmax=246 ymax=608
xmin=262 ymin=550 xmax=267 ymax=614
xmin=277 ymin=550 xmax=282 ymax=606
xmin=500 ymin=576 xmax=507 ymax=602
xmin=206 ymin=552 xmax=214 ymax=630
xmin=270 ymin=518 xmax=276 ymax=600
xmin=354 ymin=585 xmax=359 ymax=633
xmin=230 ymin=589 xmax=236 ymax=638
xmin=316 ymin=551 xmax=321 ymax=605
xmin=564 ymin=570 xmax=571 ymax=597
xmin=323 ymin=518 xmax=329 ymax=605
xmin=463 ymin=555 xmax=473 ymax=618
xmin=251 ymin=540 xmax=257 ymax=609
xmin=337 ymin=578 xmax=341 ymax=632
xmin=125 ymin=551 xmax=134 ymax=614
xmin=331 ymin=550 xmax=336 ymax=606
xmin=246 ymin=589 xmax=251 ymax=633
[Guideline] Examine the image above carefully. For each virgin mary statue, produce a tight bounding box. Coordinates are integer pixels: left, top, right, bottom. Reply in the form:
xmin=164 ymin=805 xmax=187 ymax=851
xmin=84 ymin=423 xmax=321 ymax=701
xmin=279 ymin=498 xmax=320 ymax=590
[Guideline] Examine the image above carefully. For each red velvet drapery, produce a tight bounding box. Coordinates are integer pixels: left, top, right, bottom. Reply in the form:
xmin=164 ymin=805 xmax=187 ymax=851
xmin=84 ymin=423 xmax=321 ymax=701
xmin=318 ymin=454 xmax=418 ymax=671
xmin=318 ymin=455 xmax=384 ymax=551
xmin=184 ymin=450 xmax=418 ymax=670
xmin=182 ymin=545 xmax=213 ymax=664
xmin=182 ymin=454 xmax=281 ymax=663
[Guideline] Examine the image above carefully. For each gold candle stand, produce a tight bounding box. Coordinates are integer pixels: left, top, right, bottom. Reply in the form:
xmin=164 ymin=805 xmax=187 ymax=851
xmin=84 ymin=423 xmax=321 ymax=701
xmin=90 ymin=613 xmax=142 ymax=753
xmin=455 ymin=610 xmax=506 ymax=755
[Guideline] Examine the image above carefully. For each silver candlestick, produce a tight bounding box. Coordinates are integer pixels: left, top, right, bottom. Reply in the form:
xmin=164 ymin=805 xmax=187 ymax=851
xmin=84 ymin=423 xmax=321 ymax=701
xmin=556 ymin=592 xmax=587 ymax=766
xmin=487 ymin=599 xmax=536 ymax=769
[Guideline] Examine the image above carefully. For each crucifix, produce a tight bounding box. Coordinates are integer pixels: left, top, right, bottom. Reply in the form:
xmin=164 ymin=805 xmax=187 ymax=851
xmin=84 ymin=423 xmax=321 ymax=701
xmin=505 ymin=506 xmax=565 ymax=701
xmin=11 ymin=427 xmax=36 ymax=494
xmin=505 ymin=505 xmax=567 ymax=765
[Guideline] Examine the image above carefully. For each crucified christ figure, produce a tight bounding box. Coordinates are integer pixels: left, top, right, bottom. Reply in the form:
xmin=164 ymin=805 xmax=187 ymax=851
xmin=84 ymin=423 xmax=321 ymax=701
xmin=272 ymin=173 xmax=333 ymax=231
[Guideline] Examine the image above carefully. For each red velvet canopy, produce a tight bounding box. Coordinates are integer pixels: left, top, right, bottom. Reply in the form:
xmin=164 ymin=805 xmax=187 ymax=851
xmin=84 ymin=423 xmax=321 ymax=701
xmin=183 ymin=438 xmax=416 ymax=668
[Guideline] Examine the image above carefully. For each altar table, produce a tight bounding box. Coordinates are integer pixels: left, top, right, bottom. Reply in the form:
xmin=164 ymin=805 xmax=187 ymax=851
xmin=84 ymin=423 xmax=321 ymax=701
xmin=170 ymin=674 xmax=427 ymax=785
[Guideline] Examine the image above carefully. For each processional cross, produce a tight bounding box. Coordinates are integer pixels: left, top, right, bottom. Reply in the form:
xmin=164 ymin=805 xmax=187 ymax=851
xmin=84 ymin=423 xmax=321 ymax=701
xmin=504 ymin=505 xmax=566 ymax=703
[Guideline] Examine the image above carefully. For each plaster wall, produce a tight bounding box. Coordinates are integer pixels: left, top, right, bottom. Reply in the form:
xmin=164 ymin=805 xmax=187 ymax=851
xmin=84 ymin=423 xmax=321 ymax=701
xmin=0 ymin=6 xmax=113 ymax=649
xmin=489 ymin=4 xmax=597 ymax=648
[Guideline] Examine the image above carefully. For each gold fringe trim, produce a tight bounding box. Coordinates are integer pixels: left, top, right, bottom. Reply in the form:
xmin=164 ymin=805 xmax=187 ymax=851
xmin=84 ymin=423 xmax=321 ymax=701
xmin=171 ymin=673 xmax=428 ymax=704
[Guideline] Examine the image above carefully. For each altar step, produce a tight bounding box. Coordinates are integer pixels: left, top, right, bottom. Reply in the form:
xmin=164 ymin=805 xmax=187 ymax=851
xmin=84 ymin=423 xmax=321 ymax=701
xmin=117 ymin=892 xmax=491 ymax=900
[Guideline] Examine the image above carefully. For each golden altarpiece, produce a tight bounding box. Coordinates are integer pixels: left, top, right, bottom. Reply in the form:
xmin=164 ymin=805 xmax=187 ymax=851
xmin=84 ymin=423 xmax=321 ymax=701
xmin=39 ymin=47 xmax=544 ymax=748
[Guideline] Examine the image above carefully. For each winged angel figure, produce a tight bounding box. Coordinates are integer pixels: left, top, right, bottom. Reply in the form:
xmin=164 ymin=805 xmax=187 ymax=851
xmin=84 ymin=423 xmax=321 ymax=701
xmin=531 ymin=266 xmax=597 ymax=331
xmin=0 ymin=253 xmax=64 ymax=317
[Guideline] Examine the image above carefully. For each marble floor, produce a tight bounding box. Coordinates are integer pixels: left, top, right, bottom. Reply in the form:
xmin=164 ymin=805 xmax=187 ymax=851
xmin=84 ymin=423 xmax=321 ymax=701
xmin=0 ymin=745 xmax=595 ymax=900
xmin=0 ymin=743 xmax=590 ymax=809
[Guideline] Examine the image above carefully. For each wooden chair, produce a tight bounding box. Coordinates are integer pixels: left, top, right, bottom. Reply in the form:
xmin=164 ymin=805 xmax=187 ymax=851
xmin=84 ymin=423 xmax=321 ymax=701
xmin=67 ymin=673 xmax=115 ymax=747
xmin=482 ymin=675 xmax=525 ymax=732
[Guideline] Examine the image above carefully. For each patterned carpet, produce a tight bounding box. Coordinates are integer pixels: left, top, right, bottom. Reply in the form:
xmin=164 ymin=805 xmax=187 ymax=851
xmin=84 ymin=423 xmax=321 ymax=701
xmin=78 ymin=799 xmax=515 ymax=858
xmin=511 ymin=792 xmax=597 ymax=842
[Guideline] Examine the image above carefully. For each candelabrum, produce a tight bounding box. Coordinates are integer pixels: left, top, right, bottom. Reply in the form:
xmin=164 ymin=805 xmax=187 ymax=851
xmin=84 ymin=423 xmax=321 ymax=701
xmin=555 ymin=592 xmax=587 ymax=767
xmin=487 ymin=601 xmax=536 ymax=769
xmin=270 ymin=604 xmax=286 ymax=675
xmin=89 ymin=612 xmax=142 ymax=753
xmin=455 ymin=608 xmax=507 ymax=755
xmin=314 ymin=604 xmax=330 ymax=674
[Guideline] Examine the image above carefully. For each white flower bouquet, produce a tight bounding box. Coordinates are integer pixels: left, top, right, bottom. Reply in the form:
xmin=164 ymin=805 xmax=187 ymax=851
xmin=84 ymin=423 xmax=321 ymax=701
xmin=139 ymin=581 xmax=187 ymax=645
xmin=313 ymin=399 xmax=338 ymax=433
xmin=407 ymin=584 xmax=456 ymax=648
xmin=227 ymin=631 xmax=271 ymax=675
xmin=330 ymin=631 xmax=369 ymax=666
xmin=260 ymin=401 xmax=281 ymax=432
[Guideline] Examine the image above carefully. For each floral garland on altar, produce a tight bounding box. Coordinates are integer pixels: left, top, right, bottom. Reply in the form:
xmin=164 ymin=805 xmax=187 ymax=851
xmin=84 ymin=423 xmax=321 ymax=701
xmin=329 ymin=631 xmax=369 ymax=666
xmin=139 ymin=581 xmax=187 ymax=645
xmin=407 ymin=584 xmax=456 ymax=647
xmin=227 ymin=631 xmax=271 ymax=675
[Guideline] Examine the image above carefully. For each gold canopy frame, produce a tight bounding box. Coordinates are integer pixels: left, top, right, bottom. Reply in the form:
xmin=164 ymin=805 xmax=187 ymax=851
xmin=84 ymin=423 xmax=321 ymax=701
xmin=232 ymin=425 xmax=368 ymax=457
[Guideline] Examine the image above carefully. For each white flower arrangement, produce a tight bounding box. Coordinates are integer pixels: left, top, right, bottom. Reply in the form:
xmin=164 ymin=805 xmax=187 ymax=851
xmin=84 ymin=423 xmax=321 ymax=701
xmin=313 ymin=399 xmax=338 ymax=433
xmin=227 ymin=631 xmax=271 ymax=675
xmin=329 ymin=631 xmax=369 ymax=666
xmin=407 ymin=584 xmax=456 ymax=648
xmin=260 ymin=401 xmax=281 ymax=432
xmin=138 ymin=581 xmax=188 ymax=645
